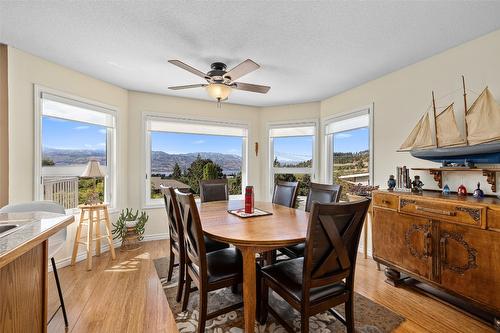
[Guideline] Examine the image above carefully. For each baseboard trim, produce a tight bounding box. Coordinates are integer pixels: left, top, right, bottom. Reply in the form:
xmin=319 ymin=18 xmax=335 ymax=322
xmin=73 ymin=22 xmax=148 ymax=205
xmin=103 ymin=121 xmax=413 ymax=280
xmin=50 ymin=232 xmax=169 ymax=271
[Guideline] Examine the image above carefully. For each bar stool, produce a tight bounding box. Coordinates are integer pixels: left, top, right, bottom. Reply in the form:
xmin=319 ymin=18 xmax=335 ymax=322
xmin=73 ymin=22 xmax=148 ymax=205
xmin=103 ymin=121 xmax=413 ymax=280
xmin=71 ymin=203 xmax=116 ymax=270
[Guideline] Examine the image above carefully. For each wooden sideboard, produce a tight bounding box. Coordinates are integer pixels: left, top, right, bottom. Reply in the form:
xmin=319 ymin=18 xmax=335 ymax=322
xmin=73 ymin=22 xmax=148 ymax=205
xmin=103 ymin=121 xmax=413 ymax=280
xmin=372 ymin=190 xmax=500 ymax=328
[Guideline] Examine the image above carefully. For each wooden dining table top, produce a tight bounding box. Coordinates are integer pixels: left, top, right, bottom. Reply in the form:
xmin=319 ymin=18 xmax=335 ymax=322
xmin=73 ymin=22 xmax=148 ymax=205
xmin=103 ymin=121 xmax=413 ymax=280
xmin=197 ymin=200 xmax=310 ymax=248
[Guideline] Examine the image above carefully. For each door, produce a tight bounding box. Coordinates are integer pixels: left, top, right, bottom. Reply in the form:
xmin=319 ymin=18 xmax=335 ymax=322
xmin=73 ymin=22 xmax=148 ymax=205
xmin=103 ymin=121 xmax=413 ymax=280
xmin=373 ymin=208 xmax=432 ymax=279
xmin=438 ymin=221 xmax=500 ymax=311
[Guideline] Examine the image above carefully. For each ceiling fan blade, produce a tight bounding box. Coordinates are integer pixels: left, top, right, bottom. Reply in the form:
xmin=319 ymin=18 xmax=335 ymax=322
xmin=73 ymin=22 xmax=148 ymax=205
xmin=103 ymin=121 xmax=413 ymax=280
xmin=168 ymin=60 xmax=207 ymax=79
xmin=224 ymin=59 xmax=260 ymax=81
xmin=168 ymin=84 xmax=207 ymax=90
xmin=233 ymin=82 xmax=270 ymax=94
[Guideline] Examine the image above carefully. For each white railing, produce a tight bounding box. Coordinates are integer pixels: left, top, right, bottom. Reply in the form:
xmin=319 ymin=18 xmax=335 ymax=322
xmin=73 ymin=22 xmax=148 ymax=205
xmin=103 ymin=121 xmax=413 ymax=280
xmin=43 ymin=176 xmax=79 ymax=209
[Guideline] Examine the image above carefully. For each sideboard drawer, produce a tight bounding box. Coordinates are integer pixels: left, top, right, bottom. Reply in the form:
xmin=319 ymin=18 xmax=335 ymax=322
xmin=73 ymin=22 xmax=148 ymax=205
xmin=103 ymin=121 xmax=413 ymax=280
xmin=373 ymin=193 xmax=398 ymax=210
xmin=399 ymin=197 xmax=485 ymax=228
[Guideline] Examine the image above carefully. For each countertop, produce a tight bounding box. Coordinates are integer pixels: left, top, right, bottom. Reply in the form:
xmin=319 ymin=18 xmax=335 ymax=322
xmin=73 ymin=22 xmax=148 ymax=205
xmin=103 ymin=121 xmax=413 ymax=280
xmin=0 ymin=212 xmax=74 ymax=268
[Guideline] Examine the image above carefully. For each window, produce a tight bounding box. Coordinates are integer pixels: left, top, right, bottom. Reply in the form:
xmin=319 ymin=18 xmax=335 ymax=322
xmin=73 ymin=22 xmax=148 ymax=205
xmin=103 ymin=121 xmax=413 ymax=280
xmin=144 ymin=116 xmax=248 ymax=206
xmin=35 ymin=89 xmax=116 ymax=210
xmin=269 ymin=123 xmax=317 ymax=209
xmin=325 ymin=108 xmax=373 ymax=200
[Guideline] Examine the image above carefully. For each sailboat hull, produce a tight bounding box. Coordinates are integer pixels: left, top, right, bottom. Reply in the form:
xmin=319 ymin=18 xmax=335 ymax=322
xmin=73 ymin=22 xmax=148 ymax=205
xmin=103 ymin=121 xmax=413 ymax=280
xmin=410 ymin=141 xmax=500 ymax=163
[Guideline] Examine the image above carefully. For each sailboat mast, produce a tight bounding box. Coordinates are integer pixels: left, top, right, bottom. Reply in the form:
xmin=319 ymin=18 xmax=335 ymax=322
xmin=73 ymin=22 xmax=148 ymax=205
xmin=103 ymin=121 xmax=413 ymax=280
xmin=462 ymin=75 xmax=469 ymax=145
xmin=432 ymin=91 xmax=438 ymax=147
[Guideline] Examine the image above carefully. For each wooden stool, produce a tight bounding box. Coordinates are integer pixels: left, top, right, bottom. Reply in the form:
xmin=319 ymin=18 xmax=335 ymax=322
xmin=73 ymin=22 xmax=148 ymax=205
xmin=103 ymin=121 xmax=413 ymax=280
xmin=71 ymin=203 xmax=116 ymax=270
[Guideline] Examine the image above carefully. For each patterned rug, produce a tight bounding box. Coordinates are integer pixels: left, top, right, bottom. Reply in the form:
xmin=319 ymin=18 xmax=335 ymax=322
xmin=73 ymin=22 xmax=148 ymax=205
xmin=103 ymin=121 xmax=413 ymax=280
xmin=154 ymin=257 xmax=404 ymax=332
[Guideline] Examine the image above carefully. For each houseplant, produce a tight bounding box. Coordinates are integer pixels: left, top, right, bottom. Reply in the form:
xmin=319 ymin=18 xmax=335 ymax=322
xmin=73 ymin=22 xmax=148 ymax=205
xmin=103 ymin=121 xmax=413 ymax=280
xmin=112 ymin=208 xmax=149 ymax=250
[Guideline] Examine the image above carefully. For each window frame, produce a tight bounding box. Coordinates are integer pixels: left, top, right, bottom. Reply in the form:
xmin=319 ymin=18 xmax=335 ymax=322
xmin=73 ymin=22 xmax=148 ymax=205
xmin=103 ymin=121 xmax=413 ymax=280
xmin=34 ymin=85 xmax=118 ymax=213
xmin=323 ymin=104 xmax=374 ymax=185
xmin=267 ymin=119 xmax=319 ymax=198
xmin=142 ymin=112 xmax=249 ymax=208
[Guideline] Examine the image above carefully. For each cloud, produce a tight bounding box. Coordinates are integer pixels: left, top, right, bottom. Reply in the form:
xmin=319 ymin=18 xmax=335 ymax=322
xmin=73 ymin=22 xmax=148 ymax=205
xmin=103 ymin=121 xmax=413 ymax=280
xmin=193 ymin=140 xmax=205 ymax=144
xmin=75 ymin=125 xmax=90 ymax=130
xmin=335 ymin=133 xmax=352 ymax=139
xmin=99 ymin=129 xmax=107 ymax=134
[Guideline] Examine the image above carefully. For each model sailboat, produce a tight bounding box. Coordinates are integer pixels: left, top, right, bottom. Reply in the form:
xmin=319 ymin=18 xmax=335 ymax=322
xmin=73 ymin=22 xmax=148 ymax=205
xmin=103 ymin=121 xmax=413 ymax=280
xmin=400 ymin=77 xmax=500 ymax=163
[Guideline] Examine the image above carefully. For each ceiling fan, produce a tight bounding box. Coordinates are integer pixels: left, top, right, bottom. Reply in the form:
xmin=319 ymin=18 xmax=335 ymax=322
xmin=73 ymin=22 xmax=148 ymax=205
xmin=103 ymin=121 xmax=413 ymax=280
xmin=168 ymin=59 xmax=270 ymax=105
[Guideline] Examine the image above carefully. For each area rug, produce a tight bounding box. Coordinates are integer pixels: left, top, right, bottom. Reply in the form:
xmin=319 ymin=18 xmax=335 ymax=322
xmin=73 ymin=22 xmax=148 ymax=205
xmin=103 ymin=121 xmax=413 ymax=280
xmin=154 ymin=257 xmax=404 ymax=332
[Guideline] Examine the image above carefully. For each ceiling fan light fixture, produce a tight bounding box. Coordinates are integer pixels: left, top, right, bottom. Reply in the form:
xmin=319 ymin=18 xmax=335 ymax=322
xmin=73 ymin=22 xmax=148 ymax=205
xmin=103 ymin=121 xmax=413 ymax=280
xmin=206 ymin=83 xmax=231 ymax=102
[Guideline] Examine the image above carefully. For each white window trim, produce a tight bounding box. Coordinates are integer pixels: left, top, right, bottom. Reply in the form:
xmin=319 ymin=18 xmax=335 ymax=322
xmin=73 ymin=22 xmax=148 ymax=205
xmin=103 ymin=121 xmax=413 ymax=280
xmin=322 ymin=104 xmax=374 ymax=185
xmin=267 ymin=119 xmax=319 ymax=198
xmin=34 ymin=85 xmax=118 ymax=213
xmin=142 ymin=112 xmax=249 ymax=209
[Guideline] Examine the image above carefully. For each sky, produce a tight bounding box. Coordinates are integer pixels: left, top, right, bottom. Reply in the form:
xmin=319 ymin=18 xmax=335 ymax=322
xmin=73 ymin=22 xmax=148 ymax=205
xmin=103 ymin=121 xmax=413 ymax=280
xmin=151 ymin=132 xmax=243 ymax=156
xmin=43 ymin=115 xmax=369 ymax=158
xmin=333 ymin=127 xmax=369 ymax=153
xmin=42 ymin=116 xmax=106 ymax=150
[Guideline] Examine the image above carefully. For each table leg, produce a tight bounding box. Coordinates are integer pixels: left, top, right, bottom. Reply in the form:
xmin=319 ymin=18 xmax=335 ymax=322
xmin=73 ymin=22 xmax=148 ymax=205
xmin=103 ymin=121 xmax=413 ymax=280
xmin=240 ymin=247 xmax=256 ymax=333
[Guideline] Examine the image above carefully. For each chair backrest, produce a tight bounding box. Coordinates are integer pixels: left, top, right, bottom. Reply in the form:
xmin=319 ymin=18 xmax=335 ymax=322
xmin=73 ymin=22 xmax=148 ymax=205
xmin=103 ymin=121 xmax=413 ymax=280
xmin=163 ymin=187 xmax=184 ymax=252
xmin=0 ymin=201 xmax=67 ymax=258
xmin=0 ymin=201 xmax=66 ymax=215
xmin=272 ymin=180 xmax=299 ymax=208
xmin=199 ymin=179 xmax=229 ymax=203
xmin=302 ymin=199 xmax=370 ymax=293
xmin=174 ymin=189 xmax=207 ymax=274
xmin=305 ymin=183 xmax=342 ymax=212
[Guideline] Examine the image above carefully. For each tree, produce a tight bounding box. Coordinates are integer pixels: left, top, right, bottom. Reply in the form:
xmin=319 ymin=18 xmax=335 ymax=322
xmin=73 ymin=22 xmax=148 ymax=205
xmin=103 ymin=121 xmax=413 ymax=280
xmin=42 ymin=158 xmax=55 ymax=166
xmin=185 ymin=155 xmax=224 ymax=194
xmin=229 ymin=172 xmax=242 ymax=195
xmin=171 ymin=163 xmax=182 ymax=179
xmin=203 ymin=162 xmax=218 ymax=180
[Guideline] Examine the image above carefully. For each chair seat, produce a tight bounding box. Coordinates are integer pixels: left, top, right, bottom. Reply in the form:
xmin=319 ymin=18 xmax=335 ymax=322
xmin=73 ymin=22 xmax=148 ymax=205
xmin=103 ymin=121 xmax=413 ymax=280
xmin=207 ymin=247 xmax=242 ymax=284
xmin=261 ymin=258 xmax=346 ymax=304
xmin=282 ymin=242 xmax=305 ymax=257
xmin=204 ymin=235 xmax=230 ymax=253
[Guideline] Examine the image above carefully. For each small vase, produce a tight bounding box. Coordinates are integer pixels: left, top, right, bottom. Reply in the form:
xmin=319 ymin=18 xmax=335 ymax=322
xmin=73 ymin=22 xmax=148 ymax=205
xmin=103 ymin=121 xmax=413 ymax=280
xmin=473 ymin=182 xmax=484 ymax=198
xmin=457 ymin=184 xmax=467 ymax=196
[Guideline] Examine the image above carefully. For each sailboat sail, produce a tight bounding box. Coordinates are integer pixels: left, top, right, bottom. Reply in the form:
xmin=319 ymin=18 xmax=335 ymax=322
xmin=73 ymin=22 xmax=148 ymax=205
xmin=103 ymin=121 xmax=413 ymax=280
xmin=399 ymin=115 xmax=424 ymax=151
xmin=436 ymin=103 xmax=466 ymax=147
xmin=413 ymin=113 xmax=434 ymax=149
xmin=466 ymin=87 xmax=500 ymax=145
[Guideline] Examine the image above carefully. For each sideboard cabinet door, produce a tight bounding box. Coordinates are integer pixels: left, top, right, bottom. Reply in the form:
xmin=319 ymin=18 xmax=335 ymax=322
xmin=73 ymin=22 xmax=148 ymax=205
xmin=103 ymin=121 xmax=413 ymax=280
xmin=373 ymin=208 xmax=432 ymax=279
xmin=438 ymin=221 xmax=500 ymax=311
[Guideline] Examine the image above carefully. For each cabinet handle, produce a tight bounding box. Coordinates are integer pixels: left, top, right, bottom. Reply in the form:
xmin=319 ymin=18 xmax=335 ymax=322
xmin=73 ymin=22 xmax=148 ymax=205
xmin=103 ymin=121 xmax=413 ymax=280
xmin=424 ymin=231 xmax=432 ymax=256
xmin=440 ymin=237 xmax=447 ymax=263
xmin=416 ymin=206 xmax=456 ymax=216
xmin=382 ymin=200 xmax=391 ymax=205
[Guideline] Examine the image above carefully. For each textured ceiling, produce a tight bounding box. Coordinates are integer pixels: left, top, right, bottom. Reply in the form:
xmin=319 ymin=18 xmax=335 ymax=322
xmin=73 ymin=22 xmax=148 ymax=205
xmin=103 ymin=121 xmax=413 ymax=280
xmin=1 ymin=1 xmax=500 ymax=107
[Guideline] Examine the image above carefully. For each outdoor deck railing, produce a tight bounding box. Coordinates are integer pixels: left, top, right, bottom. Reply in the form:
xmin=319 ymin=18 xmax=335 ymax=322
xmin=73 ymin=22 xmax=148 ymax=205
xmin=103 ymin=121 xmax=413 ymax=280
xmin=43 ymin=176 xmax=79 ymax=210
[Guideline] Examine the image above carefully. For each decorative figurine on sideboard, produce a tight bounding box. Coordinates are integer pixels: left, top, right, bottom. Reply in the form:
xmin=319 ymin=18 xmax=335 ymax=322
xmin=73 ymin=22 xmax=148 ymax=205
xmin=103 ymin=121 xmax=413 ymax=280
xmin=442 ymin=184 xmax=451 ymax=195
xmin=387 ymin=175 xmax=396 ymax=191
xmin=473 ymin=182 xmax=485 ymax=198
xmin=411 ymin=175 xmax=424 ymax=193
xmin=458 ymin=184 xmax=468 ymax=196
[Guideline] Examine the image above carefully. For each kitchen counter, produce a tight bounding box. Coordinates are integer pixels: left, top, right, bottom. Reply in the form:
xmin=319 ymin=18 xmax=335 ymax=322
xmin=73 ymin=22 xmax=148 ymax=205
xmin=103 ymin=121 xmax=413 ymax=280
xmin=0 ymin=211 xmax=74 ymax=332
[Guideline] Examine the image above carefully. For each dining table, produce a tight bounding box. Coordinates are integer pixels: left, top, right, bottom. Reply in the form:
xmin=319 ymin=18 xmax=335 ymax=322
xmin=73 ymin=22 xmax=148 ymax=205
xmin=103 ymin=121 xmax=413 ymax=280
xmin=197 ymin=200 xmax=310 ymax=332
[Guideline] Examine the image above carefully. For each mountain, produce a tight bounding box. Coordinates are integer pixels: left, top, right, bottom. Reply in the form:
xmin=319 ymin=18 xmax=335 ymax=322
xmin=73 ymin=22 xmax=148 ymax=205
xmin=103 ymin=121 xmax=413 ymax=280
xmin=43 ymin=148 xmax=106 ymax=166
xmin=151 ymin=151 xmax=241 ymax=174
xmin=42 ymin=148 xmax=242 ymax=174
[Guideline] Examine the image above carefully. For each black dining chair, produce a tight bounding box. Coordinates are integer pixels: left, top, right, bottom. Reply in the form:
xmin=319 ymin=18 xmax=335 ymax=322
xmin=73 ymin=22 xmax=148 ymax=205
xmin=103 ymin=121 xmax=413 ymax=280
xmin=175 ymin=189 xmax=243 ymax=333
xmin=199 ymin=179 xmax=229 ymax=203
xmin=163 ymin=187 xmax=230 ymax=303
xmin=280 ymin=183 xmax=342 ymax=259
xmin=272 ymin=180 xmax=299 ymax=208
xmin=259 ymin=199 xmax=371 ymax=333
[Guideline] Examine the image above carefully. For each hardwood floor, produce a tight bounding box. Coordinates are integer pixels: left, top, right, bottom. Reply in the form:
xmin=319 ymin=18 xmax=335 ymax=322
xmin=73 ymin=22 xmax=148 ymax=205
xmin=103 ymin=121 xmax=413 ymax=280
xmin=48 ymin=240 xmax=494 ymax=332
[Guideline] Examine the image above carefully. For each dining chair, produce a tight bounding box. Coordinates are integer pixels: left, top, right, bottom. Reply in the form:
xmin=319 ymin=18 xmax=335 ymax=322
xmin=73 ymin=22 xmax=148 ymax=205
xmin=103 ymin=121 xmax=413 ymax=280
xmin=199 ymin=179 xmax=229 ymax=203
xmin=272 ymin=180 xmax=299 ymax=208
xmin=258 ymin=199 xmax=371 ymax=333
xmin=174 ymin=190 xmax=243 ymax=333
xmin=280 ymin=183 xmax=342 ymax=259
xmin=163 ymin=187 xmax=230 ymax=303
xmin=0 ymin=201 xmax=69 ymax=327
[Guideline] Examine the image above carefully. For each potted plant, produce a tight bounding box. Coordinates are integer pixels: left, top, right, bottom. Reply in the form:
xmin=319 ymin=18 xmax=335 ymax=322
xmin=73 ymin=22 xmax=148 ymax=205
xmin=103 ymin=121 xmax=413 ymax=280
xmin=112 ymin=208 xmax=149 ymax=250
